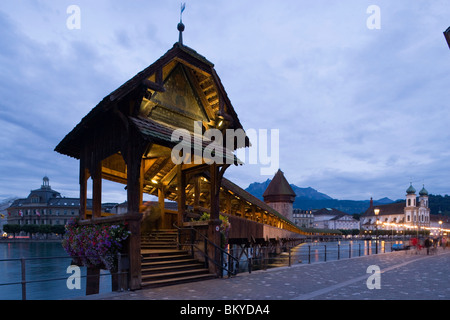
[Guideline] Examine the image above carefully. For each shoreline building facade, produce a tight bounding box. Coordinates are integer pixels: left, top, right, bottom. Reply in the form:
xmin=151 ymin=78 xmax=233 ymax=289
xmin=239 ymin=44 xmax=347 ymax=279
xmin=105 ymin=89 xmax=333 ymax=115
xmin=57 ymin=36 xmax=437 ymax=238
xmin=361 ymin=184 xmax=430 ymax=232
xmin=313 ymin=208 xmax=359 ymax=230
xmin=7 ymin=177 xmax=114 ymax=226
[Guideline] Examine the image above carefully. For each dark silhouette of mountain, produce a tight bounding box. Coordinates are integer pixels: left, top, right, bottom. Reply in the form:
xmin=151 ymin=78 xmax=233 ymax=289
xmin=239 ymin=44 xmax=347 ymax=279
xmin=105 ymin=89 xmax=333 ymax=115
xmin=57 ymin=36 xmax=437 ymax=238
xmin=246 ymin=179 xmax=333 ymax=202
xmin=244 ymin=180 xmax=394 ymax=214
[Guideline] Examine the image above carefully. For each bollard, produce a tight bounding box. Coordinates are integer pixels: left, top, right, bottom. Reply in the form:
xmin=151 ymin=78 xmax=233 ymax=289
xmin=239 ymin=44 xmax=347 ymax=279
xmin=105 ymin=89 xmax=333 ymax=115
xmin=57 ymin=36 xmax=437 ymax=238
xmin=324 ymin=245 xmax=327 ymax=262
xmin=338 ymin=244 xmax=340 ymax=260
xmin=117 ymin=252 xmax=122 ymax=291
xmin=21 ymin=258 xmax=26 ymax=301
xmin=349 ymin=243 xmax=352 ymax=259
xmin=308 ymin=245 xmax=311 ymax=264
xmin=288 ymin=246 xmax=291 ymax=267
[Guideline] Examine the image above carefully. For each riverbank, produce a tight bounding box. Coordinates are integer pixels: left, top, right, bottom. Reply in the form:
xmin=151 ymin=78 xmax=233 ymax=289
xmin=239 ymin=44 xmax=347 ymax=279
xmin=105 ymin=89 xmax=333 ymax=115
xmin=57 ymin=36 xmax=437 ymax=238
xmin=80 ymin=248 xmax=450 ymax=301
xmin=0 ymin=238 xmax=62 ymax=243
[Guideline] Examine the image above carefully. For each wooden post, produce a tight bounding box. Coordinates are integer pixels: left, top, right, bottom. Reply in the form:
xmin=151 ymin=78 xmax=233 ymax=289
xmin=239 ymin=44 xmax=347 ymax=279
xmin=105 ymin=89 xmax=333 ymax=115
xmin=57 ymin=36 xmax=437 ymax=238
xmin=92 ymin=161 xmax=102 ymax=218
xmin=209 ymin=164 xmax=219 ymax=221
xmin=158 ymin=185 xmax=165 ymax=229
xmin=193 ymin=176 xmax=200 ymax=210
xmin=124 ymin=131 xmax=146 ymax=291
xmin=177 ymin=165 xmax=186 ymax=226
xmin=86 ymin=267 xmax=100 ymax=295
xmin=79 ymin=163 xmax=88 ymax=220
xmin=207 ymin=164 xmax=222 ymax=275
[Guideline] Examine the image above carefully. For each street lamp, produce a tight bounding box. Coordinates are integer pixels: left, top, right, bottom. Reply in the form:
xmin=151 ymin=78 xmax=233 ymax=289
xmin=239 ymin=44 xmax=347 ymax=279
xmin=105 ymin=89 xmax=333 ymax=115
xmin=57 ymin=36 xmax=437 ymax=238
xmin=374 ymin=208 xmax=380 ymax=254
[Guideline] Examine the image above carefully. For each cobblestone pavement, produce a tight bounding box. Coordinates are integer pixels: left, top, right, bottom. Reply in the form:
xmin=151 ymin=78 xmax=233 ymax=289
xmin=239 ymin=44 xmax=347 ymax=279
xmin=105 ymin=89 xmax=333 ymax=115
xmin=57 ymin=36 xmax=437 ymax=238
xmin=83 ymin=249 xmax=450 ymax=300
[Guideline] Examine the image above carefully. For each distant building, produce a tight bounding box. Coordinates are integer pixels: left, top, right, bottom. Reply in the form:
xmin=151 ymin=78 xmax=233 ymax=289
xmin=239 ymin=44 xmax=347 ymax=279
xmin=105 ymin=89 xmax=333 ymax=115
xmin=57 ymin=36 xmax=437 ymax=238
xmin=313 ymin=208 xmax=359 ymax=230
xmin=429 ymin=214 xmax=450 ymax=237
xmin=262 ymin=169 xmax=296 ymax=222
xmin=293 ymin=209 xmax=314 ymax=228
xmin=361 ymin=184 xmax=430 ymax=231
xmin=7 ymin=177 xmax=116 ymax=226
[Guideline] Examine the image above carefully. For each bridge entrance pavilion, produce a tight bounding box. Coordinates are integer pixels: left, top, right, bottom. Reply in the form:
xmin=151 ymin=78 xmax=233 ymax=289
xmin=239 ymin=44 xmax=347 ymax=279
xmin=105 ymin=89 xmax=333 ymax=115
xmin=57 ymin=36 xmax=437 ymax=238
xmin=55 ymin=27 xmax=306 ymax=294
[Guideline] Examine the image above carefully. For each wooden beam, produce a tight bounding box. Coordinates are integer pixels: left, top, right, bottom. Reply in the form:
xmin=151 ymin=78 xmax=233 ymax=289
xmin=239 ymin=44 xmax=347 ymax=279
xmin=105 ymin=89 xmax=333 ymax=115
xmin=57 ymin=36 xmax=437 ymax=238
xmin=101 ymin=167 xmax=127 ymax=183
xmin=142 ymin=157 xmax=158 ymax=174
xmin=142 ymin=79 xmax=165 ymax=92
xmin=161 ymin=164 xmax=178 ymax=186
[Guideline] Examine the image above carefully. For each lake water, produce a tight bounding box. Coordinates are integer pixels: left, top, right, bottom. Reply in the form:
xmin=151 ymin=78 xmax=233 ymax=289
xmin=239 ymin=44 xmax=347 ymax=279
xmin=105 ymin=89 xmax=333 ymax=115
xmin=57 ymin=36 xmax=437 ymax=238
xmin=232 ymin=239 xmax=406 ymax=272
xmin=0 ymin=241 xmax=111 ymax=300
xmin=292 ymin=239 xmax=405 ymax=264
xmin=0 ymin=239 xmax=407 ymax=299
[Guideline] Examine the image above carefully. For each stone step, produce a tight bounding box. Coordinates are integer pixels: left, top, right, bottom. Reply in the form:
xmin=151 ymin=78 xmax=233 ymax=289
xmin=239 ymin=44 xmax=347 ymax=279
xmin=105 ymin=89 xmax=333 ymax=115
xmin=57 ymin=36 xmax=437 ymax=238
xmin=140 ymin=229 xmax=215 ymax=288
xmin=142 ymin=273 xmax=216 ymax=288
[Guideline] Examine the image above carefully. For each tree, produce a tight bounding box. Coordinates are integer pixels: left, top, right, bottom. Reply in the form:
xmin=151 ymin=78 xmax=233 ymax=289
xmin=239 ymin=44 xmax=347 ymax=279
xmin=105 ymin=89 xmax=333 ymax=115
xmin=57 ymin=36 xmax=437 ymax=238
xmin=51 ymin=225 xmax=66 ymax=236
xmin=3 ymin=224 xmax=21 ymax=238
xmin=39 ymin=224 xmax=53 ymax=239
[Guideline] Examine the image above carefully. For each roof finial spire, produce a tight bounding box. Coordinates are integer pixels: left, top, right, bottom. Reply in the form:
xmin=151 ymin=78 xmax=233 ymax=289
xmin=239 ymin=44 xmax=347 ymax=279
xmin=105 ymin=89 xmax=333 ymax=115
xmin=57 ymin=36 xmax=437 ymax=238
xmin=178 ymin=3 xmax=186 ymax=45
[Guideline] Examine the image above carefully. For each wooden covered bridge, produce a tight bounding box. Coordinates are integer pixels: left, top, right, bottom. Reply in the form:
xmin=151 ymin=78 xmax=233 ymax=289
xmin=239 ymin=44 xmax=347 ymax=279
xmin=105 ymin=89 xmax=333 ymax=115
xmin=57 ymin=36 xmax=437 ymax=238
xmin=55 ymin=24 xmax=309 ymax=293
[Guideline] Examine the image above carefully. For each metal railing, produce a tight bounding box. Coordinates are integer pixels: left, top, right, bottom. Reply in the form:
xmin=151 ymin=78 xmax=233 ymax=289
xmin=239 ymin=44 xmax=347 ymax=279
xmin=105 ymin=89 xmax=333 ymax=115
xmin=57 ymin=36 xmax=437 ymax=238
xmin=0 ymin=253 xmax=128 ymax=300
xmin=173 ymin=223 xmax=239 ymax=277
xmin=229 ymin=240 xmax=409 ymax=273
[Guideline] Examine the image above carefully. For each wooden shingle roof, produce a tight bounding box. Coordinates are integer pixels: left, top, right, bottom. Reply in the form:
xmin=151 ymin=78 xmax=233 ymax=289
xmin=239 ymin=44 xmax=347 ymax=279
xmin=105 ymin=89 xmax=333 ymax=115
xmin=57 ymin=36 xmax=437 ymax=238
xmin=263 ymin=169 xmax=296 ymax=202
xmin=55 ymin=42 xmax=248 ymax=159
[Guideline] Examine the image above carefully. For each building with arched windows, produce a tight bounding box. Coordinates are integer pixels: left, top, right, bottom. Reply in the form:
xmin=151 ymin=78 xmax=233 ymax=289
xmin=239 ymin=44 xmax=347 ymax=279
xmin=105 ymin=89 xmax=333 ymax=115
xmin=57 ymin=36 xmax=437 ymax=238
xmin=6 ymin=177 xmax=115 ymax=226
xmin=361 ymin=184 xmax=430 ymax=231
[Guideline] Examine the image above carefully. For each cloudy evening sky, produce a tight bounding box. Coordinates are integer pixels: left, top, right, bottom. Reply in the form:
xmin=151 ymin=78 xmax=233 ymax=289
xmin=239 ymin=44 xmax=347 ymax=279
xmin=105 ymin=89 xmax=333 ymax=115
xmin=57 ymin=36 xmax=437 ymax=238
xmin=1 ymin=0 xmax=449 ymax=203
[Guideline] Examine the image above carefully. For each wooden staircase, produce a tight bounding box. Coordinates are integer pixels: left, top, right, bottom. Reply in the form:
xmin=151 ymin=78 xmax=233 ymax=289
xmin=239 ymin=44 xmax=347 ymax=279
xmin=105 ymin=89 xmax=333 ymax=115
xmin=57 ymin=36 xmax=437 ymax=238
xmin=141 ymin=229 xmax=216 ymax=288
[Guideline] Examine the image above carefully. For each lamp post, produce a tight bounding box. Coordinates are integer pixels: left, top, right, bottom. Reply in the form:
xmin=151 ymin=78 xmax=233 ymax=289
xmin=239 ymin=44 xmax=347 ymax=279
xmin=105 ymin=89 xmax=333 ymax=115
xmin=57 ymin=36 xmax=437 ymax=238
xmin=374 ymin=208 xmax=380 ymax=254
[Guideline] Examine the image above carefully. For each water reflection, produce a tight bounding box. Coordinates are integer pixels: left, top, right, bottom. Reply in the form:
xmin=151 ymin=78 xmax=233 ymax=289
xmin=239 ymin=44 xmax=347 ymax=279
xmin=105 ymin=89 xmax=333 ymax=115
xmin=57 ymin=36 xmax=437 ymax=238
xmin=0 ymin=242 xmax=111 ymax=300
xmin=229 ymin=239 xmax=405 ymax=272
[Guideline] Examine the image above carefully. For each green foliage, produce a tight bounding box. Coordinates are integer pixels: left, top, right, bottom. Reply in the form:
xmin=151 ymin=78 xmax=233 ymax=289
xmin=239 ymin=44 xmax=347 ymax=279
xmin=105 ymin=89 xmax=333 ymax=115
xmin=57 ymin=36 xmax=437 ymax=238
xmin=2 ymin=224 xmax=66 ymax=237
xmin=3 ymin=224 xmax=21 ymax=236
xmin=428 ymin=194 xmax=450 ymax=216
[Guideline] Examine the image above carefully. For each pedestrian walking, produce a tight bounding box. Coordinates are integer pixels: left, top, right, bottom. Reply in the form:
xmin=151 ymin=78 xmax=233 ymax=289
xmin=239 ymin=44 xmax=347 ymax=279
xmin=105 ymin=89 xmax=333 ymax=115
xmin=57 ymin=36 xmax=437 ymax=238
xmin=424 ymin=237 xmax=432 ymax=255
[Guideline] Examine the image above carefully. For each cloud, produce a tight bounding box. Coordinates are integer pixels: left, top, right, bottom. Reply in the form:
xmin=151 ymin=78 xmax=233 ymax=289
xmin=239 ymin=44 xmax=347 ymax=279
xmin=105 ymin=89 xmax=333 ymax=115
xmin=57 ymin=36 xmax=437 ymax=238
xmin=1 ymin=1 xmax=450 ymax=205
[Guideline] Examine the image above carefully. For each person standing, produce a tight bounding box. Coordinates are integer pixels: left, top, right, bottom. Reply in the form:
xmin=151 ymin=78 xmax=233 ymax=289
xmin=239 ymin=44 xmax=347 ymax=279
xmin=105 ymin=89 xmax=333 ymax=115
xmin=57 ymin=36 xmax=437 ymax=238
xmin=424 ymin=237 xmax=432 ymax=255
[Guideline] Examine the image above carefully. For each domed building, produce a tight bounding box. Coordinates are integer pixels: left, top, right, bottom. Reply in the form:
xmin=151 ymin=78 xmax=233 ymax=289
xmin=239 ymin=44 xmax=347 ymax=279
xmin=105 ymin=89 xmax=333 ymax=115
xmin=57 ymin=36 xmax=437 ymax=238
xmin=361 ymin=183 xmax=430 ymax=232
xmin=6 ymin=177 xmax=114 ymax=226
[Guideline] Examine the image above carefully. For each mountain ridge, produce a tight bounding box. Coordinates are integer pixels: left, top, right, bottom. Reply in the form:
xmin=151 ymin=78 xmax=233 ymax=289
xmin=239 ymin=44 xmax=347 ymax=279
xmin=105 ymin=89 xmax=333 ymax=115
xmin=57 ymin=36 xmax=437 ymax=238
xmin=245 ymin=180 xmax=394 ymax=214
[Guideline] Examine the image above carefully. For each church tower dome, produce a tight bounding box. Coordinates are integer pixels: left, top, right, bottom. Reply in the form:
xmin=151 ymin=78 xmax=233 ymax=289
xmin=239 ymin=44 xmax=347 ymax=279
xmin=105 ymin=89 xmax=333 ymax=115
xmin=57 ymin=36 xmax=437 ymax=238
xmin=406 ymin=183 xmax=416 ymax=195
xmin=419 ymin=185 xmax=429 ymax=196
xmin=405 ymin=183 xmax=416 ymax=207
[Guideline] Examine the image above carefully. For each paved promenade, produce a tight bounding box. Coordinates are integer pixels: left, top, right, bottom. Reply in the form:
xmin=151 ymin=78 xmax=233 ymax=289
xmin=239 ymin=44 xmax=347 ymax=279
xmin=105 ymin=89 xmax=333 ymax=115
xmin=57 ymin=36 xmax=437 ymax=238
xmin=84 ymin=249 xmax=450 ymax=300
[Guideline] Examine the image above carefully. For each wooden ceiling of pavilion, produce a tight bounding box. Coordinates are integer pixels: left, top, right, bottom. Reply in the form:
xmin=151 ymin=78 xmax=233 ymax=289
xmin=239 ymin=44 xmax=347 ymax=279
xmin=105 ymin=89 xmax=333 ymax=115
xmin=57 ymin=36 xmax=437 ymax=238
xmin=54 ymin=42 xmax=303 ymax=235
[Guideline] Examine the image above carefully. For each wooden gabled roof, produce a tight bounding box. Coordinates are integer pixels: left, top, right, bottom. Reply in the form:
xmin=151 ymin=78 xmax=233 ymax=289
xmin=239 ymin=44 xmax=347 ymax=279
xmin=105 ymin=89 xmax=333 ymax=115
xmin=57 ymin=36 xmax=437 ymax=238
xmin=55 ymin=42 xmax=249 ymax=159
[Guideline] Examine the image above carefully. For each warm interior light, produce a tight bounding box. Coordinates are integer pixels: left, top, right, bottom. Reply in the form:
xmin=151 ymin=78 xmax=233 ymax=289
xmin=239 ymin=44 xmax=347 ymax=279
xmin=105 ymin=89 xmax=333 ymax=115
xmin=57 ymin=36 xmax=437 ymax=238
xmin=151 ymin=179 xmax=158 ymax=184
